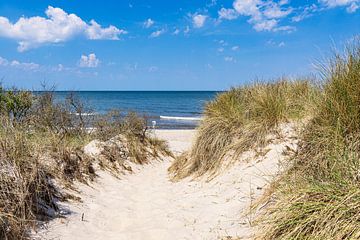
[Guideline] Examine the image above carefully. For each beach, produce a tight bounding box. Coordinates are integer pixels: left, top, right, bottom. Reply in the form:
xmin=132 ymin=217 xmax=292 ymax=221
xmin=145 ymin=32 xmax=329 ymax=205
xmin=34 ymin=127 xmax=296 ymax=240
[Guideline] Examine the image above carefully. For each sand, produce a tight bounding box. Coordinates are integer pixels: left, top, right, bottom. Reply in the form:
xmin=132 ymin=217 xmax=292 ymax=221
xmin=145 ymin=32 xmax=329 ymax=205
xmin=34 ymin=127 xmax=297 ymax=240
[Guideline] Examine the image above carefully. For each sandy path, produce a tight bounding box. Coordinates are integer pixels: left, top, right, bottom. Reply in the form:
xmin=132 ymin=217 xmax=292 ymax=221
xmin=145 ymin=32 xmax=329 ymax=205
xmin=35 ymin=129 xmax=296 ymax=240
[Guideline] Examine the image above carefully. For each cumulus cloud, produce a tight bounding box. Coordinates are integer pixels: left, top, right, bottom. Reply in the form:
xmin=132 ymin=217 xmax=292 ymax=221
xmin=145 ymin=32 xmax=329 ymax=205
xmin=86 ymin=20 xmax=126 ymax=40
xmin=231 ymin=0 xmax=293 ymax=32
xmin=0 ymin=56 xmax=39 ymax=70
xmin=192 ymin=14 xmax=208 ymax=28
xmin=143 ymin=18 xmax=155 ymax=28
xmin=0 ymin=6 xmax=126 ymax=52
xmin=232 ymin=45 xmax=240 ymax=51
xmin=320 ymin=0 xmax=359 ymax=12
xmin=149 ymin=29 xmax=165 ymax=38
xmin=79 ymin=53 xmax=100 ymax=68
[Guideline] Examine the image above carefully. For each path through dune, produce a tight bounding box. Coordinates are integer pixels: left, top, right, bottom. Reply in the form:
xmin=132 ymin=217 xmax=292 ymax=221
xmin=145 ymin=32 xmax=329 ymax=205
xmin=35 ymin=128 xmax=297 ymax=240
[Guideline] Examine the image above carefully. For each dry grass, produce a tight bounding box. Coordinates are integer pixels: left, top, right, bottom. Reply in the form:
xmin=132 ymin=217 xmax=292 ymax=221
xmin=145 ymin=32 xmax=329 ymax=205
xmin=0 ymin=89 xmax=171 ymax=239
xmin=169 ymin=79 xmax=315 ymax=180
xmin=169 ymin=38 xmax=360 ymax=239
xmin=259 ymin=39 xmax=360 ymax=239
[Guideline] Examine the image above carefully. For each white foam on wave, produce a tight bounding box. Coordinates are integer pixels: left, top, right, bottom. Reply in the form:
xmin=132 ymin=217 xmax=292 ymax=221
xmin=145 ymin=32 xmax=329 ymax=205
xmin=71 ymin=112 xmax=98 ymax=116
xmin=160 ymin=116 xmax=203 ymax=121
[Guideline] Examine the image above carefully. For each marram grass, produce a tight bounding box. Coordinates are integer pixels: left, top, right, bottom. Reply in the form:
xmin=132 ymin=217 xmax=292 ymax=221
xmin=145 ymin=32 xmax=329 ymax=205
xmin=170 ymin=37 xmax=360 ymax=239
xmin=259 ymin=39 xmax=360 ymax=239
xmin=0 ymin=90 xmax=171 ymax=240
xmin=169 ymin=79 xmax=315 ymax=180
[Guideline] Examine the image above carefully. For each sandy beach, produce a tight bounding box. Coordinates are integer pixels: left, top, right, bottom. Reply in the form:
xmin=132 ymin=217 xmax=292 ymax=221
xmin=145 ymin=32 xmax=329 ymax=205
xmin=34 ymin=128 xmax=296 ymax=240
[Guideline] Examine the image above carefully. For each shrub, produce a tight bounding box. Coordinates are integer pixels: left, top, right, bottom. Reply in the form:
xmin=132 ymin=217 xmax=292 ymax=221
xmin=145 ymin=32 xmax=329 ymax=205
xmin=0 ymin=89 xmax=172 ymax=239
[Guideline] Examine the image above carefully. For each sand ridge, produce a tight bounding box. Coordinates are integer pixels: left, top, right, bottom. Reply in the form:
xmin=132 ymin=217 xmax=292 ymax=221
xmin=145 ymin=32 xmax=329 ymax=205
xmin=34 ymin=128 xmax=297 ymax=240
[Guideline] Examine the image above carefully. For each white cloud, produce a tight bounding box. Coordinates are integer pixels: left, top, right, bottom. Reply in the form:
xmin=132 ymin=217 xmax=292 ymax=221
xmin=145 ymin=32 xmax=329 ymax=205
xmin=319 ymin=0 xmax=359 ymax=12
xmin=233 ymin=0 xmax=262 ymax=16
xmin=86 ymin=20 xmax=126 ymax=40
xmin=278 ymin=41 xmax=285 ymax=47
xmin=218 ymin=47 xmax=225 ymax=52
xmin=218 ymin=8 xmax=239 ymax=20
xmin=263 ymin=3 xmax=293 ymax=18
xmin=0 ymin=6 xmax=126 ymax=52
xmin=0 ymin=56 xmax=39 ymax=70
xmin=184 ymin=26 xmax=190 ymax=34
xmin=232 ymin=0 xmax=293 ymax=32
xmin=148 ymin=66 xmax=158 ymax=72
xmin=79 ymin=53 xmax=100 ymax=68
xmin=149 ymin=29 xmax=165 ymax=38
xmin=173 ymin=28 xmax=180 ymax=35
xmin=273 ymin=25 xmax=296 ymax=32
xmin=207 ymin=0 xmax=218 ymax=7
xmin=320 ymin=0 xmax=357 ymax=7
xmin=347 ymin=2 xmax=359 ymax=12
xmin=292 ymin=4 xmax=318 ymax=22
xmin=218 ymin=40 xmax=228 ymax=46
xmin=55 ymin=64 xmax=64 ymax=71
xmin=143 ymin=18 xmax=155 ymax=28
xmin=279 ymin=0 xmax=289 ymax=5
xmin=206 ymin=63 xmax=213 ymax=69
xmin=0 ymin=56 xmax=8 ymax=66
xmin=232 ymin=45 xmax=240 ymax=51
xmin=192 ymin=14 xmax=208 ymax=28
xmin=253 ymin=19 xmax=278 ymax=31
xmin=224 ymin=56 xmax=236 ymax=62
xmin=267 ymin=39 xmax=286 ymax=47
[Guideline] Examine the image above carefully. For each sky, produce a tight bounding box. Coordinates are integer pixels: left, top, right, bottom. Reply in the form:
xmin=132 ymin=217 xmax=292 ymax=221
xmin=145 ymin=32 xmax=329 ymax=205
xmin=0 ymin=0 xmax=359 ymax=90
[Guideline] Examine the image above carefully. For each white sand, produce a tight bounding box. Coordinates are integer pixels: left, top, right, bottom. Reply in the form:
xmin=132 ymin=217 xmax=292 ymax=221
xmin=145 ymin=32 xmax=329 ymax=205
xmin=34 ymin=127 xmax=297 ymax=240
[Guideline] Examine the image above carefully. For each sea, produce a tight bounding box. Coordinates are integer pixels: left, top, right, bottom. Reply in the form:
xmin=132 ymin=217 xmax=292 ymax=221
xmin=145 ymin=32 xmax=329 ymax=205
xmin=52 ymin=91 xmax=220 ymax=129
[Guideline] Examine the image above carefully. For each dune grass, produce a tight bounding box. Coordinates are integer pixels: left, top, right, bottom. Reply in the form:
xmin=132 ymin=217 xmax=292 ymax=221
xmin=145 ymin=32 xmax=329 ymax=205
xmin=0 ymin=89 xmax=171 ymax=239
xmin=259 ymin=40 xmax=360 ymax=240
xmin=169 ymin=79 xmax=315 ymax=180
xmin=169 ymin=37 xmax=360 ymax=239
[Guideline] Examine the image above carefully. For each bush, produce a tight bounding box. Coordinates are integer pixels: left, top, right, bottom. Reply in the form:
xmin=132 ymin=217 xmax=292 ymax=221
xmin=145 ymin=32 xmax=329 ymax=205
xmin=0 ymin=87 xmax=33 ymax=123
xmin=0 ymin=89 xmax=172 ymax=239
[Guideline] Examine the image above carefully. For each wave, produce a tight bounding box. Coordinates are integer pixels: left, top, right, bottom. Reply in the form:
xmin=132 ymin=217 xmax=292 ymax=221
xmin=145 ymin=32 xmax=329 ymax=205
xmin=71 ymin=112 xmax=98 ymax=116
xmin=160 ymin=116 xmax=203 ymax=121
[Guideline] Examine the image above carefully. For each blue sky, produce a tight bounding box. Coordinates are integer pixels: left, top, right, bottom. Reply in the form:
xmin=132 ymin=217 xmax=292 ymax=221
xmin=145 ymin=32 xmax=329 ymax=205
xmin=0 ymin=0 xmax=359 ymax=90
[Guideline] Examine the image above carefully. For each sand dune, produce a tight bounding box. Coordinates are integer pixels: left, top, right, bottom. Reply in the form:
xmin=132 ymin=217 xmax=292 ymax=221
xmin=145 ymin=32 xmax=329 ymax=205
xmin=34 ymin=128 xmax=297 ymax=240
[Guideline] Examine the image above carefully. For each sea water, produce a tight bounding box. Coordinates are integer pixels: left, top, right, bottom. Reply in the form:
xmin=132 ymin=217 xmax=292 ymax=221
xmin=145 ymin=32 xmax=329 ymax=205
xmin=51 ymin=91 xmax=220 ymax=129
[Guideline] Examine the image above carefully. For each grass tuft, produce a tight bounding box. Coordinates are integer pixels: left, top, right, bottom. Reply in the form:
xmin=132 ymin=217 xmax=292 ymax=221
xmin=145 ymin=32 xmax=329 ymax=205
xmin=169 ymin=79 xmax=314 ymax=180
xmin=259 ymin=39 xmax=360 ymax=239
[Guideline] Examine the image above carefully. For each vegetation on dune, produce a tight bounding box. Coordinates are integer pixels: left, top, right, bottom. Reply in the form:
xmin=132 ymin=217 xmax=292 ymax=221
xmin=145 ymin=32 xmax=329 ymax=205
xmin=169 ymin=79 xmax=315 ymax=180
xmin=0 ymin=88 xmax=171 ymax=239
xmin=260 ymin=40 xmax=360 ymax=240
xmin=170 ymin=37 xmax=360 ymax=239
